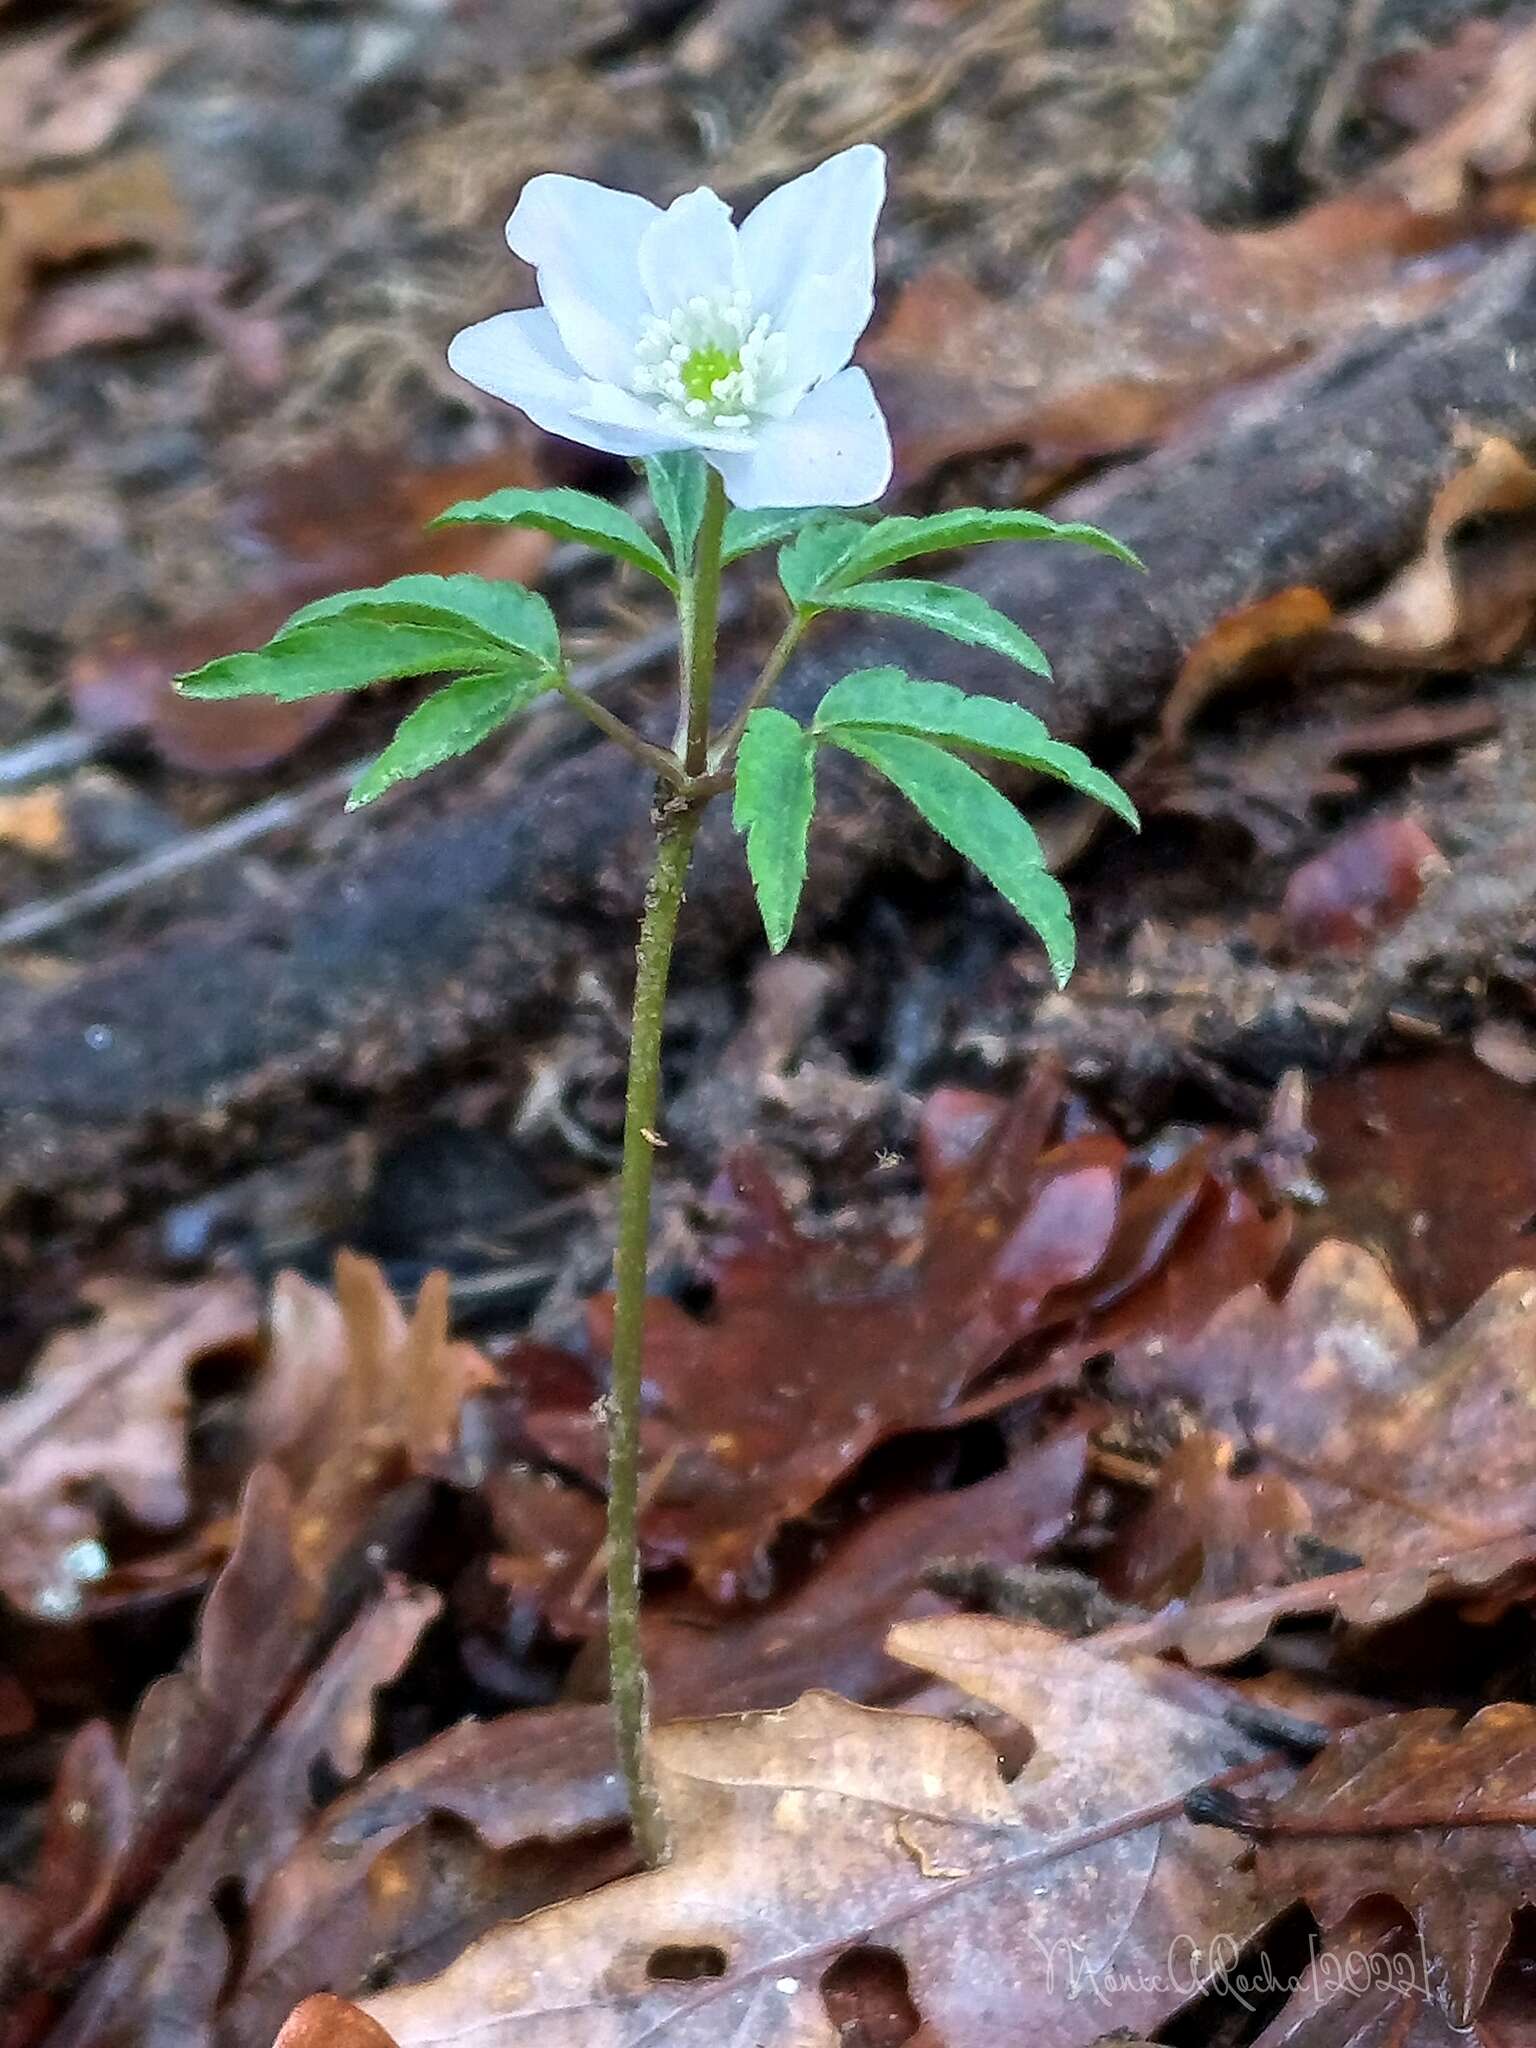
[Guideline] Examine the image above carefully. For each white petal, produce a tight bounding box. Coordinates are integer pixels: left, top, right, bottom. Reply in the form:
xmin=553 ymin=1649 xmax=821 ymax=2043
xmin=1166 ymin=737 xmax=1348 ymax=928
xmin=505 ymin=174 xmax=659 ymax=384
xmin=638 ymin=186 xmax=743 ymax=312
xmin=711 ymin=367 xmax=892 ymax=509
xmin=737 ymin=144 xmax=885 ymax=374
xmin=448 ymin=309 xmax=674 ymax=457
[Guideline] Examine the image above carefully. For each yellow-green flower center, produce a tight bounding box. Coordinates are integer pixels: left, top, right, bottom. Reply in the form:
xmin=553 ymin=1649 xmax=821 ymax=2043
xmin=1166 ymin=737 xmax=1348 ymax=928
xmin=679 ymin=344 xmax=741 ymax=402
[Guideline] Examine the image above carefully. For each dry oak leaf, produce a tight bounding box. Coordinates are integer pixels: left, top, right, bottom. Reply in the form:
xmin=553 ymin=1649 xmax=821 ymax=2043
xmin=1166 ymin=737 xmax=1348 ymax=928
xmin=364 ymin=1619 xmax=1270 ymax=2048
xmin=1210 ymin=1704 xmax=1536 ymax=2027
xmin=0 ymin=1273 xmax=258 ymax=1618
xmin=251 ymin=1252 xmax=494 ymax=1587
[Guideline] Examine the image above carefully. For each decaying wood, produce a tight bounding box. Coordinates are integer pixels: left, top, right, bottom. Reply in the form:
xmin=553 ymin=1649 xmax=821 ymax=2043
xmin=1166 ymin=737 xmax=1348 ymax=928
xmin=5 ymin=243 xmax=1536 ymax=1219
xmin=1154 ymin=0 xmax=1356 ymax=221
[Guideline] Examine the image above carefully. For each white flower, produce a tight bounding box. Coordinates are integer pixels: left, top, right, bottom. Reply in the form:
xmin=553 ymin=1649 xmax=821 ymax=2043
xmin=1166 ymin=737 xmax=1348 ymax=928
xmin=448 ymin=145 xmax=893 ymax=511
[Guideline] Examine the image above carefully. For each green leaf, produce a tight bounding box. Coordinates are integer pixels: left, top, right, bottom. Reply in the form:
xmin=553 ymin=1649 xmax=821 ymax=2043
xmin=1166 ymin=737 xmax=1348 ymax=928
xmin=720 ymin=507 xmax=824 ymax=568
xmin=825 ymin=728 xmax=1076 ymax=985
xmin=177 ymin=620 xmax=508 ymax=701
xmin=733 ymin=708 xmax=816 ymax=953
xmin=284 ymin=574 xmax=561 ymax=672
xmin=816 ymin=580 xmax=1053 ymax=679
xmin=814 ymin=669 xmax=1138 ymax=828
xmin=645 ymin=452 xmax=709 ymax=573
xmin=778 ymin=515 xmax=869 ymax=609
xmin=429 ymin=487 xmax=677 ymax=589
xmin=827 ymin=509 xmax=1142 ymax=586
xmin=347 ymin=668 xmax=548 ymax=808
xmin=177 ymin=573 xmax=563 ymax=703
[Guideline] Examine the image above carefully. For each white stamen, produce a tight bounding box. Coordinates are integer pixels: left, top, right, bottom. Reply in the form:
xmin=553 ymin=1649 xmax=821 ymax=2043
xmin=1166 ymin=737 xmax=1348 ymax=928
xmin=632 ymin=284 xmax=792 ymax=439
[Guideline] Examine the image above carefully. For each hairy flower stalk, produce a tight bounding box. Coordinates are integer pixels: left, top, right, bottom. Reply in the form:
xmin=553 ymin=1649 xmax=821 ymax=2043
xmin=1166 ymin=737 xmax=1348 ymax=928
xmin=175 ymin=142 xmax=1138 ymax=1873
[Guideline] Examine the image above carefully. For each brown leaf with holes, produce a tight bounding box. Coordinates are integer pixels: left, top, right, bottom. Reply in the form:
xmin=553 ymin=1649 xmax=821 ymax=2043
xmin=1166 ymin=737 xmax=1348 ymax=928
xmin=0 ymin=1274 xmax=258 ymax=1619
xmin=364 ymin=1619 xmax=1270 ymax=2048
xmin=1210 ymin=1704 xmax=1536 ymax=2026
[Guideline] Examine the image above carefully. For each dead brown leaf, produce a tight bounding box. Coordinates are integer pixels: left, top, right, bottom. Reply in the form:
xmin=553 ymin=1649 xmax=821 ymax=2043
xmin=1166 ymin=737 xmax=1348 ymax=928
xmin=1098 ymin=1239 xmax=1536 ymax=1658
xmin=1103 ymin=1431 xmax=1312 ymax=1608
xmin=252 ymin=1252 xmax=495 ymax=1588
xmin=0 ymin=29 xmax=173 ymax=178
xmin=276 ymin=1999 xmax=402 ymax=2048
xmin=1208 ymin=1704 xmax=1536 ymax=2026
xmin=1281 ymin=816 xmax=1445 ymax=954
xmin=68 ymin=446 xmax=552 ymax=776
xmin=0 ymin=1274 xmax=258 ymax=1619
xmin=34 ymin=1569 xmax=437 ymax=2048
xmin=0 ymin=146 xmax=185 ymax=352
xmin=364 ymin=1618 xmax=1270 ymax=2048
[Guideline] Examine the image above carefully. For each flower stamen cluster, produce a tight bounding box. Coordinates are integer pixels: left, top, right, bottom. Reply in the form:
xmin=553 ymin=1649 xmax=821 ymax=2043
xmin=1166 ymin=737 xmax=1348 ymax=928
xmin=632 ymin=288 xmax=790 ymax=437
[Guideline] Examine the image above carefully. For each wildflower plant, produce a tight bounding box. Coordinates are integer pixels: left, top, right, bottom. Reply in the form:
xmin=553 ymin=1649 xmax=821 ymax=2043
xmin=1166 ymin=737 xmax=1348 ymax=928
xmin=176 ymin=144 xmax=1139 ymax=1863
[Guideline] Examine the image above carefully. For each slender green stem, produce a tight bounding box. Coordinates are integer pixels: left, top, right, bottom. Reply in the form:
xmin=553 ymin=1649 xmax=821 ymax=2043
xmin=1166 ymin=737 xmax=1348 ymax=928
xmin=681 ymin=471 xmax=729 ymax=776
xmin=710 ymin=612 xmax=806 ymax=769
xmin=605 ymin=472 xmax=730 ymax=1866
xmin=553 ymin=672 xmax=688 ymax=788
xmin=607 ymin=804 xmax=701 ymax=1866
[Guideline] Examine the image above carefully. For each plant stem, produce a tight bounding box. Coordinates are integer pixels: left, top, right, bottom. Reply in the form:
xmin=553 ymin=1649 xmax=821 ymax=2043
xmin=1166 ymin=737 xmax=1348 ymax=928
xmin=605 ymin=467 xmax=729 ymax=1866
xmin=681 ymin=470 xmax=728 ymax=776
xmin=606 ymin=806 xmax=700 ymax=1866
xmin=553 ymin=673 xmax=688 ymax=788
xmin=710 ymin=612 xmax=806 ymax=769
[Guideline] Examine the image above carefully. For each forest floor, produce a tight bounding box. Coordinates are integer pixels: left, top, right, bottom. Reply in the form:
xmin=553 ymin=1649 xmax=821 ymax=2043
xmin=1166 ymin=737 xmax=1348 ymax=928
xmin=2 ymin=1 xmax=1536 ymax=2044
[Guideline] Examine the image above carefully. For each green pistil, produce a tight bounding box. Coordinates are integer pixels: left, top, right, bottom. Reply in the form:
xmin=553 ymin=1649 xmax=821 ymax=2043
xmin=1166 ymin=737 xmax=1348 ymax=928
xmin=680 ymin=344 xmax=740 ymax=403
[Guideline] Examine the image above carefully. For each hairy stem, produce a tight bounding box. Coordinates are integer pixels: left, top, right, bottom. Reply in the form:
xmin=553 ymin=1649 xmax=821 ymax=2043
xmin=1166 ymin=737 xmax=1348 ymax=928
xmin=681 ymin=470 xmax=728 ymax=776
xmin=606 ymin=471 xmax=728 ymax=1866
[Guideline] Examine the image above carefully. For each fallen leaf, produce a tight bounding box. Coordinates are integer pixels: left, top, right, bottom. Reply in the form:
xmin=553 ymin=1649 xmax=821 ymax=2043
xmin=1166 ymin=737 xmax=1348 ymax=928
xmin=1208 ymin=1704 xmax=1536 ymax=2026
xmin=0 ymin=31 xmax=174 ymax=178
xmin=1252 ymin=1903 xmax=1536 ymax=2048
xmin=364 ymin=1619 xmax=1270 ymax=2048
xmin=1100 ymin=1238 xmax=1536 ymax=1657
xmin=32 ymin=1562 xmax=437 ymax=2048
xmin=0 ymin=1274 xmax=259 ymax=1618
xmin=0 ymin=786 xmax=70 ymax=859
xmin=252 ymin=1252 xmax=495 ymax=1588
xmin=1103 ymin=1431 xmax=1312 ymax=1608
xmin=15 ymin=262 xmax=285 ymax=383
xmin=1158 ymin=588 xmax=1335 ymax=751
xmin=0 ymin=147 xmax=185 ymax=352
xmin=276 ymin=1999 xmax=402 ymax=2048
xmin=68 ymin=446 xmax=552 ymax=775
xmin=1321 ymin=435 xmax=1536 ymax=670
xmin=1385 ymin=22 xmax=1536 ymax=217
xmin=224 ymin=1431 xmax=1089 ymax=2038
xmin=1308 ymin=1051 xmax=1536 ymax=1326
xmin=1281 ymin=817 xmax=1445 ymax=954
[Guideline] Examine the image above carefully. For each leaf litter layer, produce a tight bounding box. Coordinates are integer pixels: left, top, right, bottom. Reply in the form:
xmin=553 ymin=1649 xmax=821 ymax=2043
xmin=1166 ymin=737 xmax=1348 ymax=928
xmin=7 ymin=0 xmax=1536 ymax=2042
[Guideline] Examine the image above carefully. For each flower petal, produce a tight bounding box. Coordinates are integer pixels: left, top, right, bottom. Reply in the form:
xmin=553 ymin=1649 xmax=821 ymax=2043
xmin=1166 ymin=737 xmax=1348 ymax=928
xmin=711 ymin=366 xmax=892 ymax=509
xmin=737 ymin=144 xmax=885 ymax=381
xmin=505 ymin=174 xmax=659 ymax=384
xmin=638 ymin=186 xmax=744 ymax=313
xmin=448 ymin=309 xmax=674 ymax=457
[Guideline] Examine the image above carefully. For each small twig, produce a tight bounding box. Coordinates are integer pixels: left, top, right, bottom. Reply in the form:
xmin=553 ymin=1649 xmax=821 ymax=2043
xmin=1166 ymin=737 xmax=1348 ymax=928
xmin=0 ymin=725 xmax=110 ymax=791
